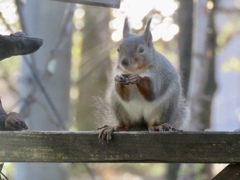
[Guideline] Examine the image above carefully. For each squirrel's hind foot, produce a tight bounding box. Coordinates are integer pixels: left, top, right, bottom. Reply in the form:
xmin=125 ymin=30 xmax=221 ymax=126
xmin=148 ymin=123 xmax=182 ymax=132
xmin=97 ymin=125 xmax=115 ymax=143
xmin=97 ymin=125 xmax=130 ymax=142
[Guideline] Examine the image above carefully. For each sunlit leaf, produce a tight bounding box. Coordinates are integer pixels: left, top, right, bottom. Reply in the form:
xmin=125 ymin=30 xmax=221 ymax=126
xmin=222 ymin=57 xmax=240 ymax=73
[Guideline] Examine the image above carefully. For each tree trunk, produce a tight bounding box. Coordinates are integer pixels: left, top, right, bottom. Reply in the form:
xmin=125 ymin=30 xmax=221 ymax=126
xmin=211 ymin=0 xmax=240 ymax=131
xmin=15 ymin=1 xmax=72 ymax=180
xmin=76 ymin=6 xmax=110 ymax=130
xmin=178 ymin=0 xmax=193 ymax=98
xmin=185 ymin=0 xmax=217 ymax=179
xmin=188 ymin=0 xmax=217 ymax=131
xmin=166 ymin=1 xmax=194 ymax=180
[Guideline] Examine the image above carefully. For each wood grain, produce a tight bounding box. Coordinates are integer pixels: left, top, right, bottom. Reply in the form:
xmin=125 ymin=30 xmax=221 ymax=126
xmin=0 ymin=131 xmax=240 ymax=163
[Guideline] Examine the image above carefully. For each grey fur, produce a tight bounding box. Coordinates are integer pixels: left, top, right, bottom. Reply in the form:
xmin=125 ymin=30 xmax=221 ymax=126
xmin=97 ymin=17 xmax=189 ymax=131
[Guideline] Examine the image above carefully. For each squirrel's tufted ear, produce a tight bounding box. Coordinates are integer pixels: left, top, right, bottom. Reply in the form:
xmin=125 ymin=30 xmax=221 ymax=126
xmin=123 ymin=17 xmax=130 ymax=38
xmin=144 ymin=17 xmax=153 ymax=47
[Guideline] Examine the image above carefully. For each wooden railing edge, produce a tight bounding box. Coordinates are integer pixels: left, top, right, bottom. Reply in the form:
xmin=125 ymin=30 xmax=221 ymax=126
xmin=0 ymin=131 xmax=239 ymax=163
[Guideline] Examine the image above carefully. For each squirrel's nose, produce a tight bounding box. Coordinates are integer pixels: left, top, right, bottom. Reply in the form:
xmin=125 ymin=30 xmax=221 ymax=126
xmin=121 ymin=58 xmax=129 ymax=67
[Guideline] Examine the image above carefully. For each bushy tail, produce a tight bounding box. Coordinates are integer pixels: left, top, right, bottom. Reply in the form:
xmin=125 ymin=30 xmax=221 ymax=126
xmin=93 ymin=96 xmax=116 ymax=127
xmin=177 ymin=97 xmax=190 ymax=130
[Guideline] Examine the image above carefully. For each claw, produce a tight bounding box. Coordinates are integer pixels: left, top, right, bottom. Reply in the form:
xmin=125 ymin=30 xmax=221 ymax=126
xmin=115 ymin=74 xmax=139 ymax=85
xmin=97 ymin=124 xmax=108 ymax=130
xmin=149 ymin=123 xmax=182 ymax=132
xmin=97 ymin=125 xmax=115 ymax=142
xmin=115 ymin=75 xmax=126 ymax=84
xmin=125 ymin=74 xmax=140 ymax=84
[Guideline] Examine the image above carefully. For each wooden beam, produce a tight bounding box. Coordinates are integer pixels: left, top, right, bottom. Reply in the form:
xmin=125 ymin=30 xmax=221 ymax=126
xmin=51 ymin=0 xmax=121 ymax=8
xmin=212 ymin=164 xmax=240 ymax=180
xmin=1 ymin=131 xmax=240 ymax=163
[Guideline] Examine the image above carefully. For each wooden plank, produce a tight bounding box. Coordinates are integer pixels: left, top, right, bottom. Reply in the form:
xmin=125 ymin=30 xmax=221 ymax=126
xmin=0 ymin=131 xmax=240 ymax=163
xmin=212 ymin=164 xmax=240 ymax=180
xmin=51 ymin=0 xmax=121 ymax=8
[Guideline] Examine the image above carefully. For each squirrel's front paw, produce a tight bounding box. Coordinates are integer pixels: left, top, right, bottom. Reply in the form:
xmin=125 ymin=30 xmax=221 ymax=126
xmin=115 ymin=74 xmax=140 ymax=85
xmin=124 ymin=74 xmax=140 ymax=84
xmin=115 ymin=75 xmax=127 ymax=85
xmin=97 ymin=125 xmax=115 ymax=142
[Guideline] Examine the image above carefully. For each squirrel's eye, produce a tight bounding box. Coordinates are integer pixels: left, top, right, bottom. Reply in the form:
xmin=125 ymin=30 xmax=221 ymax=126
xmin=139 ymin=46 xmax=144 ymax=53
xmin=117 ymin=48 xmax=120 ymax=52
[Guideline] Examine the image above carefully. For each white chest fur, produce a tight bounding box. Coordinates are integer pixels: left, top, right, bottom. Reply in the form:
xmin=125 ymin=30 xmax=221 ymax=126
xmin=118 ymin=84 xmax=160 ymax=123
xmin=114 ymin=68 xmax=161 ymax=122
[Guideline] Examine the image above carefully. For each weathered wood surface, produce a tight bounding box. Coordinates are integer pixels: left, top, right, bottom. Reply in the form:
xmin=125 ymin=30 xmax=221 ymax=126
xmin=51 ymin=0 xmax=120 ymax=8
xmin=1 ymin=131 xmax=240 ymax=163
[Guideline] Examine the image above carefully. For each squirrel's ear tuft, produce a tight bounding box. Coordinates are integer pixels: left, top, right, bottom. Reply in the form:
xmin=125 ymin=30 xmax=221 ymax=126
xmin=123 ymin=17 xmax=130 ymax=38
xmin=144 ymin=17 xmax=153 ymax=47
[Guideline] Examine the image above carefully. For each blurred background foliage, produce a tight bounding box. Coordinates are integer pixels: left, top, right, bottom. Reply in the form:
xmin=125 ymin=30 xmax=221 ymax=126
xmin=0 ymin=0 xmax=239 ymax=179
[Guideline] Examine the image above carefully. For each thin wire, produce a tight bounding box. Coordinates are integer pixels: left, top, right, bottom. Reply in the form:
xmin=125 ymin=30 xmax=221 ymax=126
xmin=23 ymin=55 xmax=66 ymax=130
xmin=0 ymin=163 xmax=8 ymax=180
xmin=48 ymin=4 xmax=75 ymax=62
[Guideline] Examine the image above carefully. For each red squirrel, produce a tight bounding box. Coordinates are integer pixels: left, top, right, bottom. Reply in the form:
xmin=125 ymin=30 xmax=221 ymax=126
xmin=98 ymin=17 xmax=188 ymax=141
